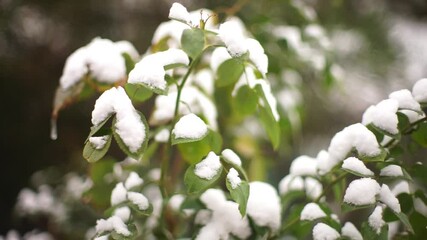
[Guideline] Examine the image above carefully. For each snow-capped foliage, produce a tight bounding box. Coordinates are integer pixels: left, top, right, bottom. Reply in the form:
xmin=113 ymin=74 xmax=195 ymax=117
xmin=197 ymin=189 xmax=251 ymax=240
xmin=221 ymin=149 xmax=242 ymax=166
xmin=91 ymin=87 xmax=145 ymax=153
xmin=111 ymin=183 xmax=127 ymax=206
xmin=128 ymin=48 xmax=189 ymax=92
xmin=60 ymin=37 xmax=137 ymax=90
xmin=124 ymin=172 xmax=144 ymax=190
xmin=289 ymin=155 xmax=317 ymax=176
xmin=318 ymin=123 xmax=382 ymax=175
xmin=341 ymin=222 xmax=363 ymax=240
xmin=362 ymin=99 xmax=399 ymax=135
xmin=96 ymin=216 xmax=131 ymax=236
xmin=127 ymin=192 xmax=149 ymax=210
xmin=226 ymin=168 xmax=241 ymax=189
xmin=194 ymin=152 xmax=222 ymax=180
xmin=168 ymin=2 xmax=191 ymax=24
xmin=412 ymin=78 xmax=427 ymax=103
xmin=89 ymin=136 xmax=109 ymax=149
xmin=247 ymin=182 xmax=281 ymax=232
xmin=380 ymin=164 xmax=403 ymax=177
xmin=389 ymin=89 xmax=422 ymax=112
xmin=300 ymin=203 xmax=327 ymax=221
xmin=114 ymin=206 xmax=131 ymax=222
xmin=368 ymin=205 xmax=385 ymax=234
xmin=312 ymin=223 xmax=340 ymax=240
xmin=341 ymin=157 xmax=374 ymax=176
xmin=344 ymin=178 xmax=381 ymax=206
xmin=379 ymin=184 xmax=401 ymax=213
xmin=173 ymin=113 xmax=208 ymax=139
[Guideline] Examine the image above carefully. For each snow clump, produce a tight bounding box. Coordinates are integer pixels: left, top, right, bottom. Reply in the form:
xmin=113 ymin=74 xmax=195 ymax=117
xmin=344 ymin=178 xmax=381 ymax=206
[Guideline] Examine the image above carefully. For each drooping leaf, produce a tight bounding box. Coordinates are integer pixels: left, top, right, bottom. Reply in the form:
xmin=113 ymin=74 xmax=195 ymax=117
xmin=181 ymin=28 xmax=205 ymax=59
xmin=216 ymin=58 xmax=244 ymax=87
xmin=411 ymin=121 xmax=427 ymax=147
xmin=122 ymin=52 xmax=136 ymax=75
xmin=177 ymin=130 xmax=222 ymax=164
xmin=226 ymin=179 xmax=250 ymax=216
xmin=124 ymin=83 xmax=153 ymax=102
xmin=341 ymin=202 xmax=374 ymax=213
xmin=233 ymin=85 xmax=258 ymax=116
xmin=395 ymin=212 xmax=414 ymax=234
xmin=112 ymin=111 xmax=149 ymax=160
xmin=83 ymin=134 xmax=112 ymax=163
xmin=184 ymin=164 xmax=223 ymax=194
xmin=258 ymin=106 xmax=281 ymax=149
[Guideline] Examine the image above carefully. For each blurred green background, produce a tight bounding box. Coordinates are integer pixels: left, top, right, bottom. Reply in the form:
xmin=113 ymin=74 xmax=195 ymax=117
xmin=1 ymin=0 xmax=426 ymax=235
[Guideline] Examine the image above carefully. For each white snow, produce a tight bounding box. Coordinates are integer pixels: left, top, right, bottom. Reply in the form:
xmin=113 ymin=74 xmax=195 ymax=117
xmin=127 ymin=192 xmax=149 ymax=210
xmin=168 ymin=3 xmax=191 ymax=24
xmin=91 ymin=87 xmax=145 ymax=153
xmin=154 ymin=128 xmax=170 ymax=143
xmin=318 ymin=124 xmax=381 ymax=175
xmin=289 ymin=155 xmax=317 ymax=176
xmin=341 ymin=157 xmax=374 ymax=176
xmin=114 ymin=40 xmax=140 ymax=61
xmin=218 ymin=19 xmax=248 ymax=57
xmin=278 ymin=175 xmax=304 ymax=195
xmin=312 ymin=223 xmax=340 ymax=240
xmin=111 ymin=183 xmax=127 ymax=206
xmin=305 ymin=177 xmax=323 ymax=200
xmin=390 ymin=180 xmax=411 ymax=196
xmin=221 ymin=149 xmax=242 ymax=166
xmin=362 ymin=99 xmax=399 ymax=135
xmin=192 ymin=69 xmax=214 ymax=95
xmin=344 ymin=178 xmax=381 ymax=206
xmin=124 ymin=172 xmax=144 ymax=190
xmin=272 ymin=26 xmax=302 ymax=50
xmin=65 ymin=174 xmax=93 ymax=199
xmin=412 ymin=78 xmax=427 ymax=103
xmin=379 ymin=184 xmax=401 ymax=213
xmin=380 ymin=165 xmax=403 ymax=177
xmin=341 ymin=222 xmax=363 ymax=240
xmin=247 ymin=182 xmax=281 ymax=232
xmin=227 ymin=168 xmax=242 ymax=189
xmin=59 ymin=47 xmax=88 ymax=90
xmin=168 ymin=194 xmax=185 ymax=211
xmin=246 ymin=38 xmax=268 ymax=75
xmin=172 ymin=113 xmax=208 ymax=139
xmin=113 ymin=206 xmax=131 ymax=222
xmin=89 ymin=136 xmax=109 ymax=149
xmin=389 ymin=89 xmax=422 ymax=112
xmin=194 ymin=152 xmax=222 ymax=180
xmin=151 ymin=86 xmax=218 ymax=130
xmin=128 ymin=48 xmax=189 ymax=91
xmin=414 ymin=197 xmax=427 ymax=217
xmin=256 ymin=80 xmax=280 ymax=121
xmin=300 ymin=203 xmax=326 ymax=221
xmin=197 ymin=189 xmax=251 ymax=240
xmin=95 ymin=216 xmax=131 ymax=236
xmin=368 ymin=205 xmax=385 ymax=234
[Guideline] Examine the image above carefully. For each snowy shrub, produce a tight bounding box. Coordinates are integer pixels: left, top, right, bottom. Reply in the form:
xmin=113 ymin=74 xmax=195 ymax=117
xmin=5 ymin=1 xmax=427 ymax=240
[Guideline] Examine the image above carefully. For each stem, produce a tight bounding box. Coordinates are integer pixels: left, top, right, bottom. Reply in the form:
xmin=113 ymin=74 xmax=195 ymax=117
xmin=314 ymin=172 xmax=347 ymax=203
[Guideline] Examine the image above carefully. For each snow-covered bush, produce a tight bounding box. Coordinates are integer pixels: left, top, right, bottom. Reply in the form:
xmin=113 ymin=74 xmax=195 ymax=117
xmin=6 ymin=2 xmax=427 ymax=240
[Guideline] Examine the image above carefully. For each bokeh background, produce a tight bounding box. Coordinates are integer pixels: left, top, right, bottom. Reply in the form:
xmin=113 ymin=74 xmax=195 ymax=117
xmin=1 ymin=0 xmax=426 ymax=235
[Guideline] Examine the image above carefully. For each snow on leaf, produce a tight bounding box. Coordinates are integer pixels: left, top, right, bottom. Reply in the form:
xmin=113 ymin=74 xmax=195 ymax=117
xmin=172 ymin=113 xmax=208 ymax=144
xmin=341 ymin=157 xmax=374 ymax=177
xmin=300 ymin=202 xmax=327 ymax=221
xmin=344 ymin=178 xmax=380 ymax=206
xmin=312 ymin=223 xmax=340 ymax=240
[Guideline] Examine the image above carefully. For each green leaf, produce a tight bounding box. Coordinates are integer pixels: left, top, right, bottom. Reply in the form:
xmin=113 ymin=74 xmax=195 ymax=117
xmin=226 ymin=179 xmax=250 ymax=216
xmin=181 ymin=28 xmax=205 ymax=59
xmin=86 ymin=114 xmax=113 ymax=142
xmin=112 ymin=111 xmax=149 ymax=160
xmin=83 ymin=134 xmax=112 ymax=163
xmin=342 ymin=168 xmax=374 ymax=178
xmin=216 ymin=58 xmax=244 ymax=87
xmin=111 ymin=222 xmax=137 ymax=240
xmin=233 ymin=85 xmax=258 ymax=116
xmin=129 ymin=202 xmax=153 ymax=217
xmin=361 ymin=221 xmax=388 ymax=240
xmin=411 ymin=121 xmax=427 ymax=147
xmin=395 ymin=212 xmax=414 ymax=234
xmin=220 ymin=157 xmax=248 ymax=181
xmin=397 ymin=112 xmax=411 ymax=133
xmin=124 ymin=83 xmax=153 ymax=102
xmin=177 ymin=130 xmax=222 ymax=164
xmin=122 ymin=52 xmax=136 ymax=75
xmin=184 ymin=164 xmax=223 ymax=194
xmin=341 ymin=202 xmax=374 ymax=213
xmin=171 ymin=129 xmax=209 ymax=145
xmin=360 ymin=148 xmax=387 ymax=162
xmin=258 ymin=106 xmax=280 ymax=149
